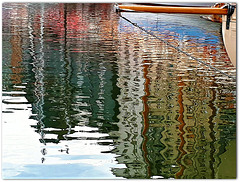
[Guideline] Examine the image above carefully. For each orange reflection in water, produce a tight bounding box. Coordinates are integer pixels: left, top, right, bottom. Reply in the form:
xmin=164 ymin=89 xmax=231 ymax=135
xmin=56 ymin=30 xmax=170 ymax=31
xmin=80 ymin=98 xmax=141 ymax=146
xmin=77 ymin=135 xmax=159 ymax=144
xmin=175 ymin=76 xmax=187 ymax=179
xmin=9 ymin=4 xmax=28 ymax=85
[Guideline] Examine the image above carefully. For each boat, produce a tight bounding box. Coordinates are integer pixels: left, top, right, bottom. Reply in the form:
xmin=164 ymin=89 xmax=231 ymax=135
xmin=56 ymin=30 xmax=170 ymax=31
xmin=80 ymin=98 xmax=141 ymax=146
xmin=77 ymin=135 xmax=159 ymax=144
xmin=115 ymin=3 xmax=236 ymax=67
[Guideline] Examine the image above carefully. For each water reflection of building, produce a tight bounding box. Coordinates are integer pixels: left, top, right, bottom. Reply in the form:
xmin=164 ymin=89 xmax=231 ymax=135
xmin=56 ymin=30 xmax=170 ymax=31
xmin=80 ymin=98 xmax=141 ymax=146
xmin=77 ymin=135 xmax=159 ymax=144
xmin=112 ymin=26 xmax=181 ymax=178
xmin=112 ymin=13 xmax=236 ymax=179
xmin=111 ymin=32 xmax=148 ymax=178
xmin=16 ymin=3 xmax=121 ymax=161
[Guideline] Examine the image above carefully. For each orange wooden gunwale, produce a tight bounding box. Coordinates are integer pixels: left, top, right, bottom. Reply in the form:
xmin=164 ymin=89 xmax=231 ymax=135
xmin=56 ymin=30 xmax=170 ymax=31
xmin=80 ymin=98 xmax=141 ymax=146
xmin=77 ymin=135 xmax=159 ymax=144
xmin=118 ymin=5 xmax=228 ymax=15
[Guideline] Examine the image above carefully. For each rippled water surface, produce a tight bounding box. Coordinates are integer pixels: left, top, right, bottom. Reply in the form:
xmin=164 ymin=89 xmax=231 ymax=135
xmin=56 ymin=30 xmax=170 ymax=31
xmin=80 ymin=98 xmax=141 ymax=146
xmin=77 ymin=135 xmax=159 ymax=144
xmin=2 ymin=3 xmax=236 ymax=179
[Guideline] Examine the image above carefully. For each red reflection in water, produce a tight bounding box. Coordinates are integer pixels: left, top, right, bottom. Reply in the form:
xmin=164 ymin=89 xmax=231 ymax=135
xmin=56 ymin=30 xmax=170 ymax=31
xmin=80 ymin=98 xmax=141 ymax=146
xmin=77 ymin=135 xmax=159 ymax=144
xmin=142 ymin=59 xmax=152 ymax=178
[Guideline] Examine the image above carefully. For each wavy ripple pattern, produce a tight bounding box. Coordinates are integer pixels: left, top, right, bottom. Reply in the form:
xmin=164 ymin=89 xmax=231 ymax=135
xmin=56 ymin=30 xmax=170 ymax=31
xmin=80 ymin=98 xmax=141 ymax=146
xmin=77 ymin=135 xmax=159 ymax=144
xmin=2 ymin=3 xmax=236 ymax=179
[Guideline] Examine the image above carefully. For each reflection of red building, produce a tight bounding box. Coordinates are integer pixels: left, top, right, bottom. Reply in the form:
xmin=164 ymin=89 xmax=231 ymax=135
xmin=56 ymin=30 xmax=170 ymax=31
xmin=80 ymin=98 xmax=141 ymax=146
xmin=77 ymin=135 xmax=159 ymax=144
xmin=43 ymin=4 xmax=65 ymax=37
xmin=40 ymin=3 xmax=118 ymax=40
xmin=31 ymin=4 xmax=88 ymax=39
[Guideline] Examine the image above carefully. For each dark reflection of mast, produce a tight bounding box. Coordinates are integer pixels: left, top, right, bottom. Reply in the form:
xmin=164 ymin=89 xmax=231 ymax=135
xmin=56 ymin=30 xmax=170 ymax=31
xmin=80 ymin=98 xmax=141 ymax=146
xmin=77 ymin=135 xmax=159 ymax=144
xmin=142 ymin=60 xmax=151 ymax=178
xmin=208 ymin=81 xmax=217 ymax=178
xmin=62 ymin=4 xmax=72 ymax=139
xmin=175 ymin=76 xmax=187 ymax=179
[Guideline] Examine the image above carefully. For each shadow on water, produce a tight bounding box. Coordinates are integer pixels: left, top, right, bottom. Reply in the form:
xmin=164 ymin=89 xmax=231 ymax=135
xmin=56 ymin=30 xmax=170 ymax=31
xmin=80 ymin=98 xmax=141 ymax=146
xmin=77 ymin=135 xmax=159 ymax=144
xmin=2 ymin=3 xmax=236 ymax=179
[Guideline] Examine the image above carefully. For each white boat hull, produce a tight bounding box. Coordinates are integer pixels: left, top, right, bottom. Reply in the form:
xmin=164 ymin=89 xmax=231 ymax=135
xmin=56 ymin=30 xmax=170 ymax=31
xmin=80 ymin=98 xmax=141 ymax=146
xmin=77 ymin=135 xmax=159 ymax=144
xmin=222 ymin=9 xmax=236 ymax=67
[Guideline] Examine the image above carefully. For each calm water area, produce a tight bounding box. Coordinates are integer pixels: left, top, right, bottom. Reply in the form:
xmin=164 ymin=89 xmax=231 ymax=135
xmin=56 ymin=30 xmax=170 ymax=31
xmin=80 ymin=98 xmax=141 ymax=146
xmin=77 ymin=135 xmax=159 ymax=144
xmin=2 ymin=3 xmax=236 ymax=179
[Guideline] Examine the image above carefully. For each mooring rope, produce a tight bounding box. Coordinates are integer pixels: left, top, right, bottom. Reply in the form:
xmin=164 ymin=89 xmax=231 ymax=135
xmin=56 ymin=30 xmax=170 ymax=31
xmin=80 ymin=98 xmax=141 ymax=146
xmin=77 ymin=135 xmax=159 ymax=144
xmin=118 ymin=13 xmax=236 ymax=80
